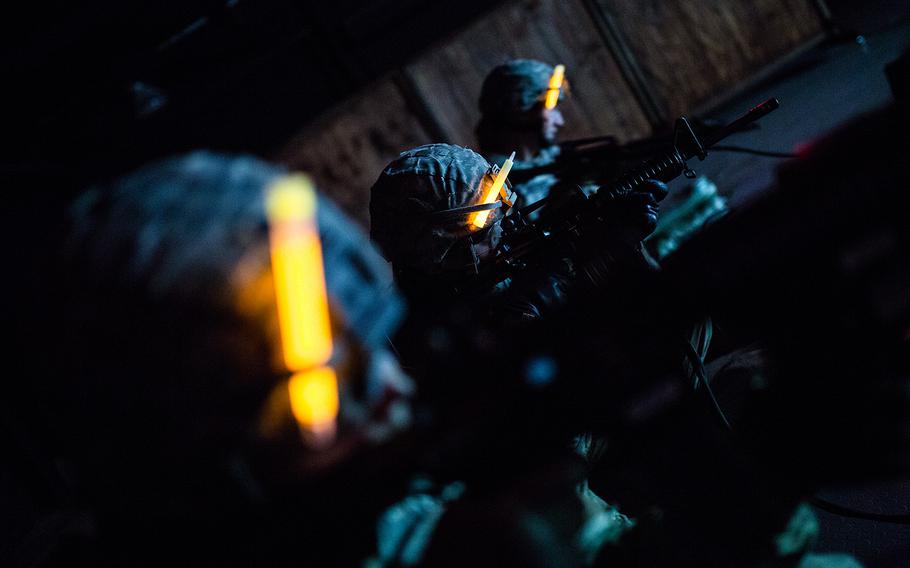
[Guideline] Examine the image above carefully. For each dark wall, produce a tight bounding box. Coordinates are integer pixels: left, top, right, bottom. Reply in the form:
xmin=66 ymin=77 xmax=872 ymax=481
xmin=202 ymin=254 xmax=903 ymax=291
xmin=1 ymin=0 xmax=504 ymax=196
xmin=275 ymin=0 xmax=823 ymax=226
xmin=2 ymin=0 xmax=823 ymax=227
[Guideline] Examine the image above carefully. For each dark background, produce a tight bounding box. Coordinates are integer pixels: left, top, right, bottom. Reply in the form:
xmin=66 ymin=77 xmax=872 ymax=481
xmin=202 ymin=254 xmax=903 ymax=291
xmin=2 ymin=0 xmax=830 ymax=222
xmin=2 ymin=1 xmax=910 ymax=566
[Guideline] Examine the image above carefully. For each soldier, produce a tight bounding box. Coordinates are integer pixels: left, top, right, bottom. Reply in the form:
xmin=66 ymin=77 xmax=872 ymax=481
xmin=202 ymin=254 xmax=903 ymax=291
xmin=475 ymin=59 xmax=729 ymax=256
xmin=51 ymin=152 xmax=415 ymax=566
xmin=367 ymin=144 xmax=851 ymax=567
xmin=369 ymin=142 xmax=667 ymax=322
xmin=368 ymin=141 xmax=669 ymax=565
xmin=476 ymin=58 xmax=570 ymax=210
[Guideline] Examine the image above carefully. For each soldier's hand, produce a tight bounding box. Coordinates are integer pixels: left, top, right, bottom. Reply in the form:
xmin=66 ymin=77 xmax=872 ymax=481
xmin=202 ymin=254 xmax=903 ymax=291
xmin=602 ymin=179 xmax=669 ymax=245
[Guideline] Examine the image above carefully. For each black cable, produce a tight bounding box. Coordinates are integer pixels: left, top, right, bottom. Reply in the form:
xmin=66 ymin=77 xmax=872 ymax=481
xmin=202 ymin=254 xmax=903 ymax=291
xmin=711 ymin=145 xmax=799 ymax=159
xmin=686 ymin=319 xmax=712 ymax=388
xmin=809 ymin=496 xmax=910 ymax=525
xmin=681 ymin=336 xmax=732 ymax=431
xmin=698 ymin=317 xmax=713 ymax=361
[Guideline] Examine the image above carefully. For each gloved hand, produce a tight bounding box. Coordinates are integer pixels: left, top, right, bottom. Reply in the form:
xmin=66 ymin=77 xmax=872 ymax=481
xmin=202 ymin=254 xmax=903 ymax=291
xmin=599 ymin=179 xmax=669 ymax=246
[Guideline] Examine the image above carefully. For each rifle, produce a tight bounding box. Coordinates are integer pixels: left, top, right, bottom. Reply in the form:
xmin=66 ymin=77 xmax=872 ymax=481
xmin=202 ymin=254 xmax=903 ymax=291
xmin=508 ymin=117 xmax=761 ymax=187
xmin=464 ymin=98 xmax=781 ymax=293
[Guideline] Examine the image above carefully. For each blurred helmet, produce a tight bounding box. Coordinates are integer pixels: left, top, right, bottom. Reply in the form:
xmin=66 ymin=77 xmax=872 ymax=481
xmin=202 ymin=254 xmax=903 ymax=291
xmin=57 ymin=151 xmax=411 ymax=515
xmin=478 ymin=59 xmax=566 ymax=126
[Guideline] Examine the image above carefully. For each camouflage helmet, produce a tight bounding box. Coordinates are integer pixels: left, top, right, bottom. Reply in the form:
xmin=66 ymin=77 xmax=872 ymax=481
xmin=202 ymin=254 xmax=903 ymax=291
xmin=369 ymin=144 xmax=509 ymax=283
xmin=478 ymin=59 xmax=563 ymax=125
xmin=57 ymin=151 xmax=407 ymax=510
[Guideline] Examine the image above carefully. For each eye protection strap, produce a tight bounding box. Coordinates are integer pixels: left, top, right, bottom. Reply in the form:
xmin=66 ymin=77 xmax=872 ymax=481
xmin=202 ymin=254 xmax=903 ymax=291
xmin=426 ymin=200 xmax=502 ymax=223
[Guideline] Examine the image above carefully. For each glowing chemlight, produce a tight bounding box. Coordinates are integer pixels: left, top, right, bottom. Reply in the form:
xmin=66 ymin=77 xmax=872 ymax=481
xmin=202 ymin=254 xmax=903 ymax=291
xmin=266 ymin=175 xmax=339 ymax=442
xmin=544 ymin=64 xmax=565 ymax=110
xmin=470 ymin=151 xmax=515 ymax=229
xmin=288 ymin=367 xmax=340 ymax=436
xmin=266 ymin=175 xmax=333 ymax=371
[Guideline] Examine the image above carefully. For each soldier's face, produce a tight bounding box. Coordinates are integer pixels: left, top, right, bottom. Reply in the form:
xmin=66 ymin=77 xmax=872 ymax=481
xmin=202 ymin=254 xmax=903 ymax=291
xmin=540 ymin=107 xmax=565 ymax=145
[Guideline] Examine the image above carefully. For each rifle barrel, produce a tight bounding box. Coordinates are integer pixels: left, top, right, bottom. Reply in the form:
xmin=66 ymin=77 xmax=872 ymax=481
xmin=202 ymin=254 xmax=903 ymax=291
xmin=703 ymin=98 xmax=780 ymax=148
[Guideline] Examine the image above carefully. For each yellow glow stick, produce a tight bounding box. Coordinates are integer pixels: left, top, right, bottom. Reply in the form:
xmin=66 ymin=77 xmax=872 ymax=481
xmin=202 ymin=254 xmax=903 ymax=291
xmin=265 ymin=175 xmax=339 ymax=440
xmin=470 ymin=151 xmax=515 ymax=229
xmin=288 ymin=367 xmax=339 ymax=438
xmin=544 ymin=64 xmax=565 ymax=110
xmin=266 ymin=175 xmax=334 ymax=370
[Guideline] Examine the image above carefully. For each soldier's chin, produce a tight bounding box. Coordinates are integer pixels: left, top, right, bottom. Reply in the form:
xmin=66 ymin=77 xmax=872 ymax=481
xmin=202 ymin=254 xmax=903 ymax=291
xmin=540 ymin=130 xmax=557 ymax=146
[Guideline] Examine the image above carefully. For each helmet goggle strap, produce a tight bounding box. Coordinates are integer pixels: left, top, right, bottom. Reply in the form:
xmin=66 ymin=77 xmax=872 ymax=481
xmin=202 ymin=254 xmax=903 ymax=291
xmin=426 ymin=199 xmax=503 ymax=224
xmin=423 ymin=158 xmax=516 ymax=228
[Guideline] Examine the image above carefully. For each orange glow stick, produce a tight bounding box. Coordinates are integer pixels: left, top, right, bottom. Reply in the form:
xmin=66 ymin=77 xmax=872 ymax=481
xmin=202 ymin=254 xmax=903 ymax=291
xmin=470 ymin=151 xmax=515 ymax=229
xmin=288 ymin=367 xmax=339 ymax=440
xmin=544 ymin=64 xmax=565 ymax=110
xmin=266 ymin=175 xmax=338 ymax=440
xmin=266 ymin=175 xmax=334 ymax=370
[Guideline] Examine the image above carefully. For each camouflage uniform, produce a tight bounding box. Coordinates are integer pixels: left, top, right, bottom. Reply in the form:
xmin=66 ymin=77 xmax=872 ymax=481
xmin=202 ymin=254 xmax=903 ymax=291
xmin=370 ymin=142 xmax=641 ymax=566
